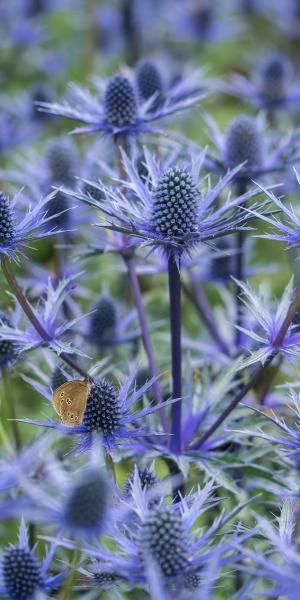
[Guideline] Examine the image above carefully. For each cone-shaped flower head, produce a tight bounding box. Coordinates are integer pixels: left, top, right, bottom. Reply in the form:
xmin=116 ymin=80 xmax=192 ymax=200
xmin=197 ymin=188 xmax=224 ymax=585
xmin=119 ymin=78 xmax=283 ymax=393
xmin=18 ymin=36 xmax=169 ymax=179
xmin=0 ymin=312 xmax=19 ymax=370
xmin=104 ymin=75 xmax=138 ymax=128
xmin=46 ymin=190 xmax=70 ymax=229
xmin=3 ymin=546 xmax=43 ymax=600
xmin=63 ymin=467 xmax=109 ymax=536
xmin=135 ymin=60 xmax=164 ymax=108
xmin=152 ymin=167 xmax=199 ymax=240
xmin=139 ymin=506 xmax=189 ymax=577
xmin=193 ymin=3 xmax=213 ymax=36
xmin=224 ymin=115 xmax=262 ymax=173
xmin=258 ymin=54 xmax=292 ymax=101
xmin=0 ymin=193 xmax=15 ymax=246
xmin=90 ymin=296 xmax=117 ymax=346
xmin=46 ymin=138 xmax=78 ymax=184
xmin=82 ymin=379 xmax=121 ymax=435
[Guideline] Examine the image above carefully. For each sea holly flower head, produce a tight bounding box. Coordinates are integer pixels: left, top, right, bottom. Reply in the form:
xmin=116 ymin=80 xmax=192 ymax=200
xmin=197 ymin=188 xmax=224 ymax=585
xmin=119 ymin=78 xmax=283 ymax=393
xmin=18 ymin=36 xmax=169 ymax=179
xmin=14 ymin=444 xmax=112 ymax=540
xmin=20 ymin=369 xmax=176 ymax=454
xmin=52 ymin=480 xmax=249 ymax=594
xmin=0 ymin=520 xmax=65 ymax=599
xmin=0 ymin=189 xmax=71 ymax=261
xmin=204 ymin=113 xmax=300 ymax=181
xmin=224 ymin=52 xmax=300 ymax=111
xmin=88 ymin=292 xmax=140 ymax=350
xmin=36 ymin=70 xmax=206 ymax=138
xmin=0 ymin=310 xmax=20 ymax=372
xmin=223 ymin=115 xmax=263 ymax=175
xmin=69 ymin=148 xmax=263 ymax=260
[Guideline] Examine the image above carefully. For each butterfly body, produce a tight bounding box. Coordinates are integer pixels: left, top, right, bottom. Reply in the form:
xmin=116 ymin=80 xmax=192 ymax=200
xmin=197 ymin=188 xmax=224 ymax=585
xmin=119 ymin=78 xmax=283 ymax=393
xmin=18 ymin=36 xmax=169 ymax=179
xmin=52 ymin=380 xmax=90 ymax=426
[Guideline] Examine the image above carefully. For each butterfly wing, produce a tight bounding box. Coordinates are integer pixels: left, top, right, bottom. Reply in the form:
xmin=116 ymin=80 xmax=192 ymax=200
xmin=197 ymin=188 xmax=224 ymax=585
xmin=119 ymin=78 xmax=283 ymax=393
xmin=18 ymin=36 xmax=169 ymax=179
xmin=52 ymin=380 xmax=90 ymax=426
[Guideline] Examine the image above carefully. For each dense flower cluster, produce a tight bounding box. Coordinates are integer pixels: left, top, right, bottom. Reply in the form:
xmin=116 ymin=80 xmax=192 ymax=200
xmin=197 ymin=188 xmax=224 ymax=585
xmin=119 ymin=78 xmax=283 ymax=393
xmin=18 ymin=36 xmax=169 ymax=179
xmin=2 ymin=2 xmax=300 ymax=599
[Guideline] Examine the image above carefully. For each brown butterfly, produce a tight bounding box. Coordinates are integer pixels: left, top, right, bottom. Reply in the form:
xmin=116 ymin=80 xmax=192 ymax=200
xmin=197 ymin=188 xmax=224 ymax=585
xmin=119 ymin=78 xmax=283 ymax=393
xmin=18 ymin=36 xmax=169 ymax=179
xmin=52 ymin=380 xmax=90 ymax=426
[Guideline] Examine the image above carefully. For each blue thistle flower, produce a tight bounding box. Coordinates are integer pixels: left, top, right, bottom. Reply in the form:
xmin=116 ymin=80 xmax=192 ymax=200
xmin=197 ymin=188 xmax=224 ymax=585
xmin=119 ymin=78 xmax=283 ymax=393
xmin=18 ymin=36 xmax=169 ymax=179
xmin=20 ymin=369 xmax=176 ymax=454
xmin=204 ymin=113 xmax=300 ymax=179
xmin=225 ymin=53 xmax=300 ymax=111
xmin=0 ymin=189 xmax=69 ymax=261
xmin=135 ymin=59 xmax=164 ymax=109
xmin=90 ymin=295 xmax=117 ymax=346
xmin=104 ymin=74 xmax=138 ymax=127
xmin=63 ymin=466 xmax=110 ymax=538
xmin=36 ymin=71 xmax=206 ymax=138
xmin=51 ymin=480 xmax=249 ymax=592
xmin=0 ymin=520 xmax=65 ymax=599
xmin=12 ymin=444 xmax=111 ymax=540
xmin=223 ymin=115 xmax=263 ymax=174
xmin=0 ymin=312 xmax=20 ymax=371
xmin=69 ymin=148 xmax=265 ymax=259
xmin=46 ymin=137 xmax=78 ymax=185
xmin=152 ymin=167 xmax=199 ymax=240
xmin=139 ymin=505 xmax=189 ymax=578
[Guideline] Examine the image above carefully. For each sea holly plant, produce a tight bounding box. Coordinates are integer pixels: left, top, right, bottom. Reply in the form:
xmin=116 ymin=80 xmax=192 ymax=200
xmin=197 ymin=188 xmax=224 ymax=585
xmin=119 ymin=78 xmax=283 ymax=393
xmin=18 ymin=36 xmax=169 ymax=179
xmin=4 ymin=3 xmax=300 ymax=599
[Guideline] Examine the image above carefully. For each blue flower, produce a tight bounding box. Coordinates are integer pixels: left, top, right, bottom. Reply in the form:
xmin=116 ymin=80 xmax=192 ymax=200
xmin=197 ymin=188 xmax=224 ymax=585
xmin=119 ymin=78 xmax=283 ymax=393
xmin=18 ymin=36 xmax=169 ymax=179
xmin=204 ymin=113 xmax=300 ymax=180
xmin=87 ymin=292 xmax=140 ymax=351
xmin=49 ymin=480 xmax=249 ymax=594
xmin=37 ymin=72 xmax=205 ymax=138
xmin=20 ymin=369 xmax=176 ymax=454
xmin=224 ymin=53 xmax=300 ymax=112
xmin=0 ymin=520 xmax=65 ymax=599
xmin=68 ymin=149 xmax=262 ymax=260
xmin=0 ymin=190 xmax=70 ymax=261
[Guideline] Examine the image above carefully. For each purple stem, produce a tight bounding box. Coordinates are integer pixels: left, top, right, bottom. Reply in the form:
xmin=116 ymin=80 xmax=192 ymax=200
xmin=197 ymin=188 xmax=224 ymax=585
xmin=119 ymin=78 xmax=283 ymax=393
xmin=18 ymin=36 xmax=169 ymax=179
xmin=1 ymin=257 xmax=92 ymax=381
xmin=192 ymin=285 xmax=300 ymax=450
xmin=168 ymin=255 xmax=182 ymax=454
xmin=124 ymin=254 xmax=165 ymax=411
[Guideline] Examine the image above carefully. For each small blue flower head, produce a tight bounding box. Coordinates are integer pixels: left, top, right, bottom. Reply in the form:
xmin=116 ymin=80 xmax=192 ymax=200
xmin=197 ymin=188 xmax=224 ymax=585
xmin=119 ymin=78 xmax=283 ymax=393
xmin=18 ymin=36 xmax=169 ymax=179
xmin=139 ymin=505 xmax=189 ymax=578
xmin=0 ymin=189 xmax=69 ymax=261
xmin=46 ymin=137 xmax=78 ymax=185
xmin=135 ymin=59 xmax=164 ymax=109
xmin=0 ymin=520 xmax=64 ymax=599
xmin=104 ymin=74 xmax=138 ymax=128
xmin=63 ymin=466 xmax=110 ymax=538
xmin=152 ymin=167 xmax=199 ymax=242
xmin=37 ymin=71 xmax=205 ymax=138
xmin=90 ymin=295 xmax=117 ymax=346
xmin=223 ymin=115 xmax=263 ymax=174
xmin=87 ymin=292 xmax=140 ymax=351
xmin=225 ymin=53 xmax=300 ymax=111
xmin=204 ymin=113 xmax=300 ymax=181
xmin=0 ymin=311 xmax=20 ymax=371
xmin=257 ymin=53 xmax=293 ymax=103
